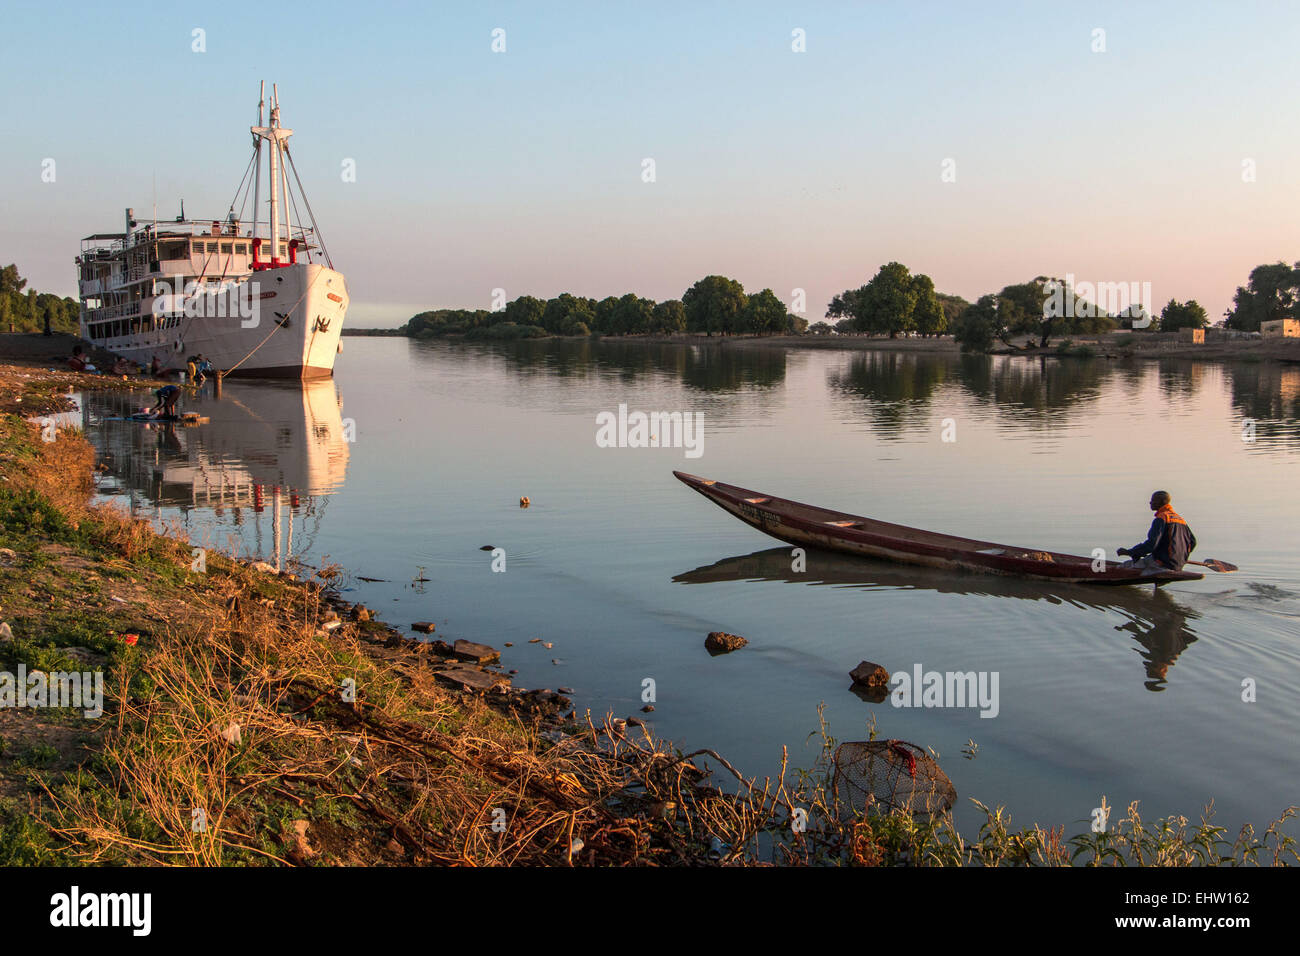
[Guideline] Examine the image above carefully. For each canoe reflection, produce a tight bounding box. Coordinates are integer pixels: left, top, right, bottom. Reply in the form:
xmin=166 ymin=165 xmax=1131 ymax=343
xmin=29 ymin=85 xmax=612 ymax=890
xmin=673 ymin=547 xmax=1200 ymax=692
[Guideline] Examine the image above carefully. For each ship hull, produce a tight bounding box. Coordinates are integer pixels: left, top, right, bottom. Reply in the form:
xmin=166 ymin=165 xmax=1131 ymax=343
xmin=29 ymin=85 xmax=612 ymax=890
xmin=83 ymin=263 xmax=347 ymax=379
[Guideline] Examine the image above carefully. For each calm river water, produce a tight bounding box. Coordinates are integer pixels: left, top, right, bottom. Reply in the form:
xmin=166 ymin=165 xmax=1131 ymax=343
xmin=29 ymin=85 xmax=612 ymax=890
xmin=85 ymin=337 xmax=1300 ymax=834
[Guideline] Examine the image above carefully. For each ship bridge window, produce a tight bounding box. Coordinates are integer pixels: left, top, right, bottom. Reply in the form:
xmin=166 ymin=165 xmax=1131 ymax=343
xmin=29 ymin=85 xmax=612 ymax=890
xmin=234 ymin=243 xmax=246 ymax=255
xmin=220 ymin=243 xmax=232 ymax=255
xmin=206 ymin=242 xmax=218 ymax=254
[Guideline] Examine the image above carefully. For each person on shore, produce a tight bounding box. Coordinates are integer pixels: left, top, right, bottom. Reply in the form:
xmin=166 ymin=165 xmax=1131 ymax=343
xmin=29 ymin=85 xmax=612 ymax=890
xmin=151 ymin=384 xmax=181 ymax=418
xmin=195 ymin=355 xmax=213 ymax=386
xmin=1118 ymin=491 xmax=1196 ymax=571
xmin=150 ymin=355 xmax=162 ymax=377
xmin=67 ymin=346 xmax=97 ymax=373
xmin=186 ymin=355 xmax=198 ymax=384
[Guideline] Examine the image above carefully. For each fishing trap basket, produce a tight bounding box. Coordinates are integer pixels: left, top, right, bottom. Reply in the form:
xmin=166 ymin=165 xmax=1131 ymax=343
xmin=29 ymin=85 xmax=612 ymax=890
xmin=831 ymin=740 xmax=957 ymax=818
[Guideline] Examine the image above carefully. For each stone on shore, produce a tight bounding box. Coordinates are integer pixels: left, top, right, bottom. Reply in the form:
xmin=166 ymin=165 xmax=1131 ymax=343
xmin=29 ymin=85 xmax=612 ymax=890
xmin=434 ymin=665 xmax=509 ymax=693
xmin=453 ymin=639 xmax=500 ymax=664
xmin=705 ymin=631 xmax=748 ymax=655
xmin=411 ymin=621 xmax=436 ymax=633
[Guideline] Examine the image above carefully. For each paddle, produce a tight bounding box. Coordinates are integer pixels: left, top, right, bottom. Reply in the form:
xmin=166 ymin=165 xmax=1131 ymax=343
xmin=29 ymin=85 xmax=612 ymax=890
xmin=1189 ymin=558 xmax=1238 ymax=573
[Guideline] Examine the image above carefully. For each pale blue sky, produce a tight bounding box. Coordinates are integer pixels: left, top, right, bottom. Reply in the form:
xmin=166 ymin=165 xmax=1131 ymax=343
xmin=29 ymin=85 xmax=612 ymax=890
xmin=2 ymin=0 xmax=1296 ymax=325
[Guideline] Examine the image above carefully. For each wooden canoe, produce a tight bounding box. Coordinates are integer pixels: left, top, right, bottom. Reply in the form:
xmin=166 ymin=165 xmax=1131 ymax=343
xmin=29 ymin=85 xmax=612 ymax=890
xmin=673 ymin=471 xmax=1203 ymax=586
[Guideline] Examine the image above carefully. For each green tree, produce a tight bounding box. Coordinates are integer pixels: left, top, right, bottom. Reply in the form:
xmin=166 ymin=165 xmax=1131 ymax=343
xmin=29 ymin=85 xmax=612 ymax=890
xmin=593 ymin=296 xmax=620 ymax=334
xmin=1225 ymin=262 xmax=1300 ymax=331
xmin=743 ymin=288 xmax=787 ymax=335
xmin=504 ymin=295 xmax=545 ymax=328
xmin=562 ymin=300 xmax=596 ymax=335
xmin=1159 ymin=299 xmax=1208 ymax=332
xmin=936 ymin=293 xmax=969 ymax=332
xmin=611 ymin=293 xmax=654 ymax=335
xmin=683 ymin=275 xmax=747 ymax=336
xmin=827 ymin=262 xmax=922 ymax=337
xmin=952 ymin=294 xmax=1005 ymax=353
xmin=542 ymin=294 xmax=579 ymax=333
xmin=0 ymin=265 xmax=27 ymax=297
xmin=911 ymin=274 xmax=946 ymax=336
xmin=651 ymin=298 xmax=686 ymax=333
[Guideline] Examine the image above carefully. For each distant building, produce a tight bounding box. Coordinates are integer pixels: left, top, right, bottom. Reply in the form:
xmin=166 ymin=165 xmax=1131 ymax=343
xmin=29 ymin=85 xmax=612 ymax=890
xmin=1261 ymin=318 xmax=1300 ymax=338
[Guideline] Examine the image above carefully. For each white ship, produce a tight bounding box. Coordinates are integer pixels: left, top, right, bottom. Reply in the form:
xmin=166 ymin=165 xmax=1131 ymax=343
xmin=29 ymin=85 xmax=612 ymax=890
xmin=75 ymin=84 xmax=347 ymax=378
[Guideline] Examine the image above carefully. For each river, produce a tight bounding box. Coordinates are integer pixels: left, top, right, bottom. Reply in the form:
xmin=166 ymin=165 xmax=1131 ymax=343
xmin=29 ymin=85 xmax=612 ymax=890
xmin=84 ymin=337 xmax=1300 ymax=835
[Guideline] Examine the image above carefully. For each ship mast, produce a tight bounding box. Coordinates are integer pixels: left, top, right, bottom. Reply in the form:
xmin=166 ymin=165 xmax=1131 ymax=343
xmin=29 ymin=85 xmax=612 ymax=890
xmin=250 ymin=82 xmax=294 ymax=266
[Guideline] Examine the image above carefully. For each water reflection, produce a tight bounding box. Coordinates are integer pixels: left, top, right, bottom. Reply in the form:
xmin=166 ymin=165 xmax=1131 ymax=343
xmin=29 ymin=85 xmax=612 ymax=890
xmin=82 ymin=380 xmax=350 ymax=566
xmin=673 ymin=547 xmax=1201 ymax=691
xmin=1226 ymin=362 xmax=1300 ymax=447
xmin=414 ymin=338 xmax=788 ymax=394
xmin=826 ymin=352 xmax=952 ymax=439
xmin=954 ymin=354 xmax=1111 ymax=420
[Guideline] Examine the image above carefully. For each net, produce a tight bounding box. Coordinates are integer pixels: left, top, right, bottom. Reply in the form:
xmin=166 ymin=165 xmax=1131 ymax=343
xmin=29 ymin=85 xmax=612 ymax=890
xmin=832 ymin=740 xmax=956 ymax=817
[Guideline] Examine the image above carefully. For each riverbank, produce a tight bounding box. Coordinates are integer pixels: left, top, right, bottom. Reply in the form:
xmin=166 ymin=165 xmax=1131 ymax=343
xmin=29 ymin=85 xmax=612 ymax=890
xmin=0 ymin=362 xmax=1294 ymax=866
xmin=344 ymin=327 xmax=1300 ymax=363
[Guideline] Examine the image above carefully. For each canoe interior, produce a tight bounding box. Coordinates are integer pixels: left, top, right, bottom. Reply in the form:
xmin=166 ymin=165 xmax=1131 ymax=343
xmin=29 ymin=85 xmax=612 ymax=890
xmin=673 ymin=471 xmax=1203 ymax=586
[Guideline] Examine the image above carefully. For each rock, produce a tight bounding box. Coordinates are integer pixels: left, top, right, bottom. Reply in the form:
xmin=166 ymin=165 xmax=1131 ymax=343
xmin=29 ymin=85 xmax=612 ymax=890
xmin=705 ymin=631 xmax=748 ymax=655
xmin=349 ymin=605 xmax=370 ymax=623
xmin=528 ymin=638 xmax=542 ymax=644
xmin=519 ymin=496 xmax=530 ymax=509
xmin=542 ymin=641 xmax=554 ymax=649
xmin=503 ymin=642 xmax=513 ymax=647
xmin=435 ymin=666 xmax=509 ymax=693
xmin=411 ymin=621 xmax=436 ymax=633
xmin=479 ymin=545 xmax=494 ymax=552
xmin=385 ymin=838 xmax=403 ymax=856
xmin=558 ymin=686 xmax=574 ymax=694
xmin=0 ymin=548 xmax=17 ymax=566
xmin=322 ymin=609 xmax=339 ymax=622
xmin=251 ymin=561 xmax=276 ymax=573
xmin=641 ymin=704 xmax=655 ymax=713
xmin=849 ymin=660 xmax=891 ymax=688
xmin=0 ymin=622 xmax=12 ymax=642
xmin=453 ymin=639 xmax=499 ymax=664
xmin=321 ymin=620 xmax=342 ymax=632
xmin=428 ymin=639 xmax=456 ymax=656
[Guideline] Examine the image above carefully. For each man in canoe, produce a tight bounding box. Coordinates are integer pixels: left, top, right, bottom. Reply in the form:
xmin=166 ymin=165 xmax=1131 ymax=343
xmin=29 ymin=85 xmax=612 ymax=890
xmin=1117 ymin=491 xmax=1196 ymax=571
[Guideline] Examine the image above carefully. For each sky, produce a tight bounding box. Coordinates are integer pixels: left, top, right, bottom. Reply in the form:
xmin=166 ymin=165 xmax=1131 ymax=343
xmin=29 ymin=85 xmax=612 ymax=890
xmin=1 ymin=0 xmax=1297 ymax=326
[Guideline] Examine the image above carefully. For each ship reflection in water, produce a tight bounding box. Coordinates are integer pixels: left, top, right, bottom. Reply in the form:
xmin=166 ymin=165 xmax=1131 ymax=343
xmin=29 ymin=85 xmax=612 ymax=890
xmin=82 ymin=380 xmax=350 ymax=568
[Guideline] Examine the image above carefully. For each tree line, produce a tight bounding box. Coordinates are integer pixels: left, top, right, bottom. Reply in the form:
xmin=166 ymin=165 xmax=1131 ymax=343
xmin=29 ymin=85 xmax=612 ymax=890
xmin=401 ymin=279 xmax=809 ymax=340
xmin=0 ymin=265 xmax=79 ymax=334
xmin=401 ymin=258 xmax=1290 ymax=346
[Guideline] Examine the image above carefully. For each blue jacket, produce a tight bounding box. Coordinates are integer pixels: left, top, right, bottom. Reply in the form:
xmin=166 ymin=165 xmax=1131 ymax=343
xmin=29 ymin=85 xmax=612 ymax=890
xmin=1128 ymin=506 xmax=1196 ymax=570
